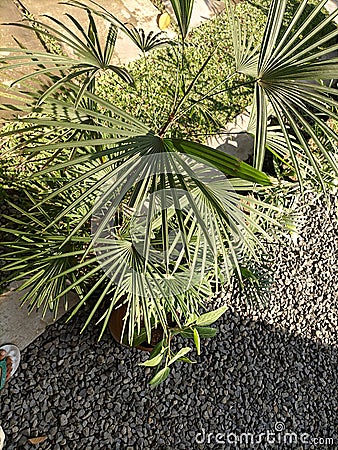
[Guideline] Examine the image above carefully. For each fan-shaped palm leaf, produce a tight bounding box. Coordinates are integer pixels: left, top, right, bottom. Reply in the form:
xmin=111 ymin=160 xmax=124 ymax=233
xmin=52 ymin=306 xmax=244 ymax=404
xmin=0 ymin=9 xmax=134 ymax=107
xmin=252 ymin=0 xmax=338 ymax=188
xmin=0 ymin=85 xmax=280 ymax=342
xmin=226 ymin=1 xmax=260 ymax=77
xmin=63 ymin=0 xmax=175 ymax=53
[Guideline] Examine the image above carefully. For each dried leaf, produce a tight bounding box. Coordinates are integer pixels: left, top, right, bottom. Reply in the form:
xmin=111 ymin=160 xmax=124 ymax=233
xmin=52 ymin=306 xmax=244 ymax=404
xmin=28 ymin=436 xmax=47 ymax=445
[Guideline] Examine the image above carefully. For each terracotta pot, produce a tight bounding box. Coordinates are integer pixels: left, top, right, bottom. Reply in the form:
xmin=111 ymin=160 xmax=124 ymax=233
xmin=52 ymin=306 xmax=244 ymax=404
xmin=108 ymin=303 xmax=162 ymax=352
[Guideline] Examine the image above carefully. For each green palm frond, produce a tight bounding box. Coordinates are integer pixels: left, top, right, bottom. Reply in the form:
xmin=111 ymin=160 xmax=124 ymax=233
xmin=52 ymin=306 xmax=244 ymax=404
xmin=226 ymin=1 xmax=260 ymax=77
xmin=0 ymin=196 xmax=89 ymax=318
xmin=3 ymin=0 xmax=325 ymax=351
xmin=252 ymin=0 xmax=338 ymax=189
xmin=0 ymin=85 xmax=281 ymax=342
xmin=124 ymin=27 xmax=175 ymax=54
xmin=166 ymin=139 xmax=271 ymax=185
xmin=63 ymin=0 xmax=175 ymax=53
xmin=0 ymin=170 xmax=280 ymax=343
xmin=169 ymin=0 xmax=195 ymax=40
xmin=1 ymin=84 xmax=268 ymax=180
xmin=0 ymin=9 xmax=134 ymax=106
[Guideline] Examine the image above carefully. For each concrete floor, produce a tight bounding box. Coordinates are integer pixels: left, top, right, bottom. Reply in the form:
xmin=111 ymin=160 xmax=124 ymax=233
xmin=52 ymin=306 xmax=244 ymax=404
xmin=0 ymin=284 xmax=79 ymax=351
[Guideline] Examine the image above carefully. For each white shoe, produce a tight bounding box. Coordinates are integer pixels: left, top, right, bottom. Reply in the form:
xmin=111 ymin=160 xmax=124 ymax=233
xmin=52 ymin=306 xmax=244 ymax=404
xmin=0 ymin=425 xmax=5 ymax=450
xmin=0 ymin=344 xmax=21 ymax=390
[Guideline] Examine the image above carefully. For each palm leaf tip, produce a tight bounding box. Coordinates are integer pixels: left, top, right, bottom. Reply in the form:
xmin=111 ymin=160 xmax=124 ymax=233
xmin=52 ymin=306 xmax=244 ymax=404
xmin=169 ymin=139 xmax=271 ymax=186
xmin=227 ymin=0 xmax=260 ymax=77
xmin=169 ymin=0 xmax=195 ymax=40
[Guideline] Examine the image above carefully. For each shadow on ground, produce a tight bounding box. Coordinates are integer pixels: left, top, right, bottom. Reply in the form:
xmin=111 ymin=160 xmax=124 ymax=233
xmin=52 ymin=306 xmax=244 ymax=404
xmin=1 ymin=304 xmax=337 ymax=449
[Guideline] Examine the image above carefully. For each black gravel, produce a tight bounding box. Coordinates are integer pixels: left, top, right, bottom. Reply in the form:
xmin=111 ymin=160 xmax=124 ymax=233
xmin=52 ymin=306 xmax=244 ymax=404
xmin=0 ymin=193 xmax=337 ymax=449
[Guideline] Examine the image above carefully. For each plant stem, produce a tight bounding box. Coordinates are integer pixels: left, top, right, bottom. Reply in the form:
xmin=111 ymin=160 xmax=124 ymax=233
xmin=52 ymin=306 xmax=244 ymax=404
xmin=158 ymin=48 xmax=218 ymax=137
xmin=175 ymin=78 xmax=256 ymax=121
xmin=158 ymin=112 xmax=175 ymax=138
xmin=165 ymin=332 xmax=173 ymax=366
xmin=143 ymin=51 xmax=151 ymax=108
xmin=171 ymin=44 xmax=182 ymax=116
xmin=158 ymin=74 xmax=255 ymax=137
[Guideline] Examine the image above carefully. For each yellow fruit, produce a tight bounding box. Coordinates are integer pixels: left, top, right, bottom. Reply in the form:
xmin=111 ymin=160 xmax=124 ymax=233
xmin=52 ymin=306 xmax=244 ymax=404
xmin=158 ymin=12 xmax=171 ymax=30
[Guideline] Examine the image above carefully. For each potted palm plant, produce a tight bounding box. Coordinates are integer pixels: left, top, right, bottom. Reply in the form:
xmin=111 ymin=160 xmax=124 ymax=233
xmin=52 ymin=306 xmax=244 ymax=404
xmin=0 ymin=0 xmax=337 ymax=385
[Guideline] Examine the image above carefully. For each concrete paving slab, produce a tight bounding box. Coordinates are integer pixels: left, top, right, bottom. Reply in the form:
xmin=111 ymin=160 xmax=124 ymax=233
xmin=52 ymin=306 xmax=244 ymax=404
xmin=206 ymin=107 xmax=254 ymax=161
xmin=0 ymin=426 xmax=4 ymax=450
xmin=0 ymin=284 xmax=79 ymax=350
xmin=0 ymin=0 xmax=43 ymax=51
xmin=326 ymin=0 xmax=338 ymax=21
xmin=0 ymin=0 xmax=45 ymax=122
